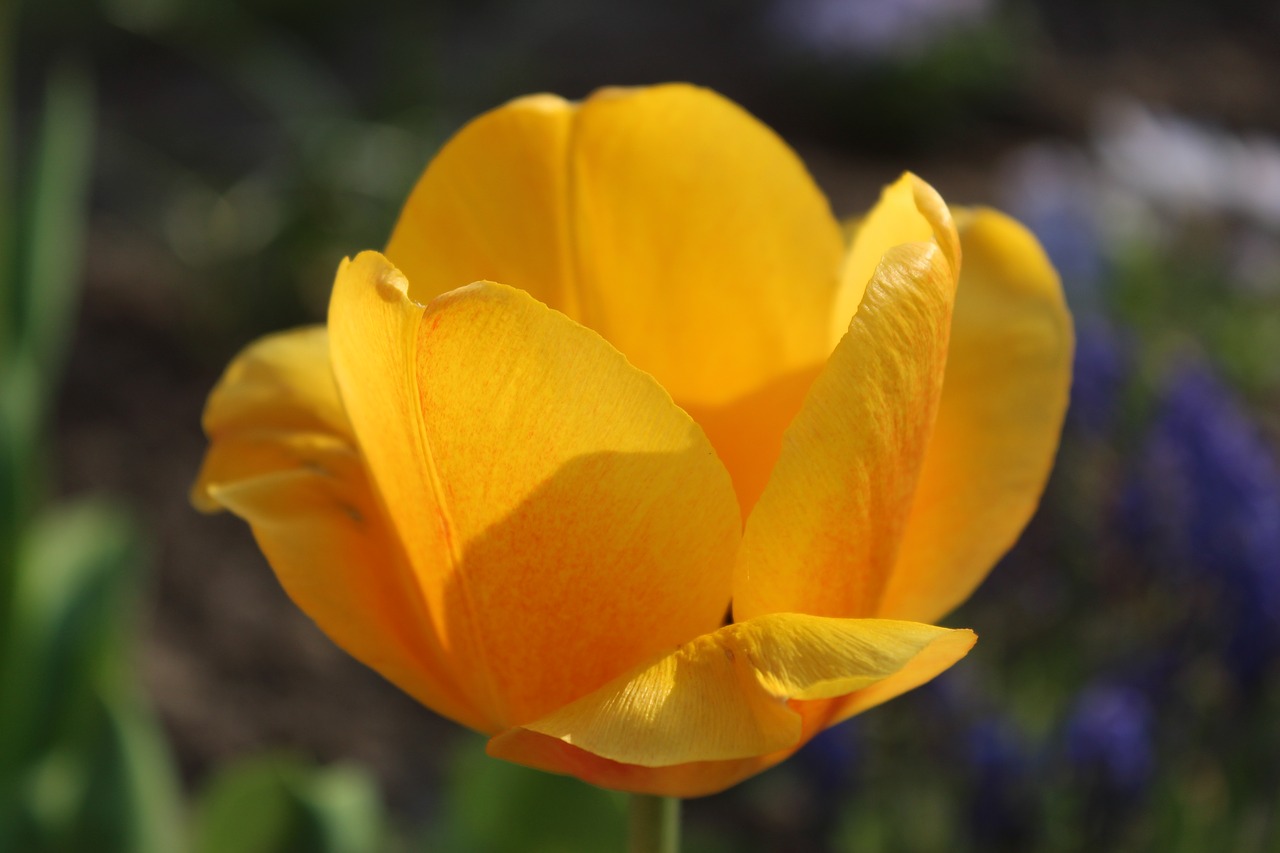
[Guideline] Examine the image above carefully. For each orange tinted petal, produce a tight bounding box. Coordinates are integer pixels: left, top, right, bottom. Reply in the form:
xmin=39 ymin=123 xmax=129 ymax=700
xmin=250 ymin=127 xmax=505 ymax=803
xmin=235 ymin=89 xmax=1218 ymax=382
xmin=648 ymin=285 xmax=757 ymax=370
xmin=486 ymin=730 xmax=770 ymax=799
xmin=329 ymin=254 xmax=740 ymax=727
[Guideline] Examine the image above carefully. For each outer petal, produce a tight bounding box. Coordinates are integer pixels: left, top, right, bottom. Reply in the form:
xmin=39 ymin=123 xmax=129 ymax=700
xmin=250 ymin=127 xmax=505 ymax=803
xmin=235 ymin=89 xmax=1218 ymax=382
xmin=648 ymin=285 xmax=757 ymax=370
xmin=192 ymin=326 xmax=350 ymax=511
xmin=385 ymin=83 xmax=844 ymax=411
xmin=197 ymin=326 xmax=349 ymax=441
xmin=733 ymin=236 xmax=958 ymax=621
xmin=877 ymin=208 xmax=1073 ymax=622
xmin=488 ymin=616 xmax=975 ymax=795
xmin=831 ymin=173 xmax=960 ymax=346
xmin=328 ymin=253 xmax=741 ymax=728
xmin=193 ymin=329 xmax=486 ymax=731
xmin=385 ymin=94 xmax=576 ymax=310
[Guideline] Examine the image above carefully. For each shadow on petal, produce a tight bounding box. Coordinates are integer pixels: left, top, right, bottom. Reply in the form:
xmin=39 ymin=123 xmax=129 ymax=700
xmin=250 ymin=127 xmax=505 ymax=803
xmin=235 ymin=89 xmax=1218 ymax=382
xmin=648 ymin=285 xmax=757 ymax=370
xmin=683 ymin=364 xmax=825 ymax=521
xmin=439 ymin=448 xmax=738 ymax=730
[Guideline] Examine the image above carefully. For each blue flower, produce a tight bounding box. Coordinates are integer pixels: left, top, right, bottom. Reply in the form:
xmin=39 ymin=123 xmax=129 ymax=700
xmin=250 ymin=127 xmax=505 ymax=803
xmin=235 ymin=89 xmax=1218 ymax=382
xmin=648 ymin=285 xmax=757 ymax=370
xmin=1063 ymin=682 xmax=1154 ymax=796
xmin=1121 ymin=364 xmax=1280 ymax=682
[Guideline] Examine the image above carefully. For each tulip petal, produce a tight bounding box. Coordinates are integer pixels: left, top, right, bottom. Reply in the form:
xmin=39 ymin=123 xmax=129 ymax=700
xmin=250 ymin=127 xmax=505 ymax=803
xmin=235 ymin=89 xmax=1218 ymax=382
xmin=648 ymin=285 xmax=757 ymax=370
xmin=733 ymin=237 xmax=957 ymax=621
xmin=490 ymin=615 xmax=973 ymax=775
xmin=486 ymin=730 xmax=766 ymax=799
xmin=680 ymin=365 xmax=824 ymax=520
xmin=385 ymin=84 xmax=844 ymax=409
xmin=210 ymin=460 xmax=490 ymax=732
xmin=877 ymin=208 xmax=1073 ymax=622
xmin=385 ymin=93 xmax=576 ymax=310
xmin=193 ymin=328 xmax=486 ymax=731
xmin=831 ymin=173 xmax=959 ymax=346
xmin=192 ymin=326 xmax=354 ymax=510
xmin=568 ymin=84 xmax=844 ymax=405
xmin=487 ymin=643 xmax=972 ymax=798
xmin=198 ymin=325 xmax=350 ymax=440
xmin=328 ymin=253 xmax=741 ymax=728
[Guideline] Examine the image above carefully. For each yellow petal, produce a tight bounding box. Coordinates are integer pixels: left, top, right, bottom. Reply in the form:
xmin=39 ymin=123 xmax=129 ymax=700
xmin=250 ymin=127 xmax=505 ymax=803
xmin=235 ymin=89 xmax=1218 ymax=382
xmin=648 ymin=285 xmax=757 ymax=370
xmin=488 ymin=626 xmax=975 ymax=797
xmin=192 ymin=429 xmax=350 ymax=512
xmin=385 ymin=93 xmax=576 ymax=310
xmin=733 ymin=237 xmax=957 ymax=621
xmin=832 ymin=173 xmax=959 ymax=346
xmin=383 ymin=85 xmax=844 ymax=515
xmin=328 ymin=253 xmax=741 ymax=728
xmin=385 ymin=84 xmax=844 ymax=409
xmin=878 ymin=208 xmax=1073 ymax=622
xmin=200 ymin=325 xmax=351 ymax=441
xmin=568 ymin=84 xmax=844 ymax=406
xmin=493 ymin=614 xmax=973 ymax=770
xmin=193 ymin=327 xmax=486 ymax=731
xmin=680 ymin=365 xmax=824 ymax=520
xmin=192 ymin=326 xmax=351 ymax=513
xmin=676 ymin=175 xmax=955 ymax=520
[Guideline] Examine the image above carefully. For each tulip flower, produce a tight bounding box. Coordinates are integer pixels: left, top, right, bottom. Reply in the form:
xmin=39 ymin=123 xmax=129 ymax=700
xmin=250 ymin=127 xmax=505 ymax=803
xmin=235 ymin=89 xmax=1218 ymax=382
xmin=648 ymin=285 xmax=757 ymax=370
xmin=193 ymin=84 xmax=1072 ymax=799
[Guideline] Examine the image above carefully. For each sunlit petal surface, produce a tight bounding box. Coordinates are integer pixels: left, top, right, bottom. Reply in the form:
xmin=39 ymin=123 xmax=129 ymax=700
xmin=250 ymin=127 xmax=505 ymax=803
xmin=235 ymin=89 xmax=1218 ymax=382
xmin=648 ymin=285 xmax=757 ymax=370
xmin=329 ymin=252 xmax=740 ymax=727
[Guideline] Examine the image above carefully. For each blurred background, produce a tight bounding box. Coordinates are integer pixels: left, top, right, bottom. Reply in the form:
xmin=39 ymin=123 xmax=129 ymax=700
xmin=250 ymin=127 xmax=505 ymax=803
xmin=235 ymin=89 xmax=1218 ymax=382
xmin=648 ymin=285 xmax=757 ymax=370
xmin=3 ymin=0 xmax=1280 ymax=850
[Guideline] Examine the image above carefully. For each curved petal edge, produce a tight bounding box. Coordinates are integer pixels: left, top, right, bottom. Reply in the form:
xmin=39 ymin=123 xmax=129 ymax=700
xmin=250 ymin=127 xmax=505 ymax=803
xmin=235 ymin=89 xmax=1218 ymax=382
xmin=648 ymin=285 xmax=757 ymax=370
xmin=498 ymin=614 xmax=974 ymax=770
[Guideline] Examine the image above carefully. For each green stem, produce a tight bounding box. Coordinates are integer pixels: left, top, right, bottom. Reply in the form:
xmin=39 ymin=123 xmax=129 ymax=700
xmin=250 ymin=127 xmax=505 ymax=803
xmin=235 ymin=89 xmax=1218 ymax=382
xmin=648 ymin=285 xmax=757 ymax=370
xmin=628 ymin=795 xmax=680 ymax=853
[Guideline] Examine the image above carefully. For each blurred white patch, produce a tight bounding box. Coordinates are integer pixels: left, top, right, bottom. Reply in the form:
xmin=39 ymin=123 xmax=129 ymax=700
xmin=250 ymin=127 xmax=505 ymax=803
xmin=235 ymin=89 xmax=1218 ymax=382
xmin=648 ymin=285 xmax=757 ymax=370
xmin=1095 ymin=98 xmax=1280 ymax=229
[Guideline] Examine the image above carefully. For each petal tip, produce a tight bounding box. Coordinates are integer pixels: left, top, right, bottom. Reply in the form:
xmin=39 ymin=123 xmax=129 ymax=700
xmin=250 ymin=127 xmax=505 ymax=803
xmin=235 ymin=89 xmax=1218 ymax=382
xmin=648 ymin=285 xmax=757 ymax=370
xmin=505 ymin=92 xmax=572 ymax=114
xmin=189 ymin=480 xmax=222 ymax=513
xmin=375 ymin=266 xmax=410 ymax=301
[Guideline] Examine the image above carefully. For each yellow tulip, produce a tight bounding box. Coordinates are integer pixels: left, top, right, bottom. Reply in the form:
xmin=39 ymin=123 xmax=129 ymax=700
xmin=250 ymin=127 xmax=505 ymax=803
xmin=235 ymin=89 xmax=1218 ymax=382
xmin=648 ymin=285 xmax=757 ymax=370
xmin=192 ymin=84 xmax=1072 ymax=797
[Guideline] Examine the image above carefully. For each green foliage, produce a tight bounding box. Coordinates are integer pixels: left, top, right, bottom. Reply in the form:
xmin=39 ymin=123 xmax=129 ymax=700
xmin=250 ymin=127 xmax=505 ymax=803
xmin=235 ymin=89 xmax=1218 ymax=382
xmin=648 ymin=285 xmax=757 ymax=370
xmin=192 ymin=755 xmax=385 ymax=853
xmin=0 ymin=54 xmax=96 ymax=571
xmin=0 ymin=503 xmax=185 ymax=853
xmin=12 ymin=63 xmax=95 ymax=392
xmin=1109 ymin=239 xmax=1280 ymax=397
xmin=0 ymin=18 xmax=390 ymax=853
xmin=426 ymin=734 xmax=626 ymax=853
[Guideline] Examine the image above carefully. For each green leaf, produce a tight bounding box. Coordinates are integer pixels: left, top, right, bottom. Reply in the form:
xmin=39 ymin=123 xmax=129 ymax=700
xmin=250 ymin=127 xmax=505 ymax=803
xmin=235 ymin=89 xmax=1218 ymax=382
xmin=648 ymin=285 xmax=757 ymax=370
xmin=14 ymin=59 xmax=95 ymax=395
xmin=426 ymin=734 xmax=626 ymax=853
xmin=58 ymin=692 xmax=186 ymax=853
xmin=0 ymin=349 xmax=41 ymax=599
xmin=193 ymin=757 xmax=302 ymax=853
xmin=0 ymin=501 xmax=141 ymax=778
xmin=296 ymin=763 xmax=386 ymax=853
xmin=0 ymin=501 xmax=183 ymax=853
xmin=192 ymin=755 xmax=386 ymax=853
